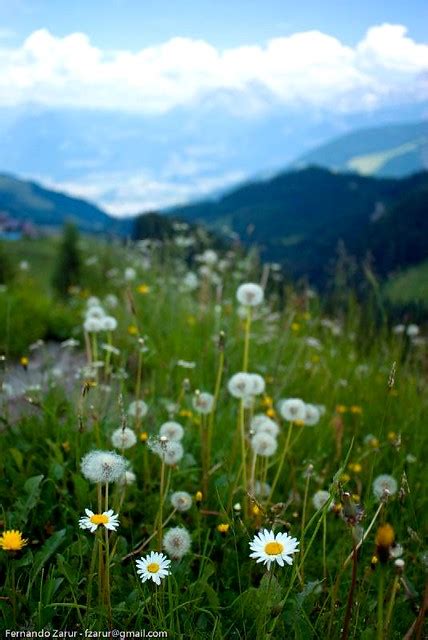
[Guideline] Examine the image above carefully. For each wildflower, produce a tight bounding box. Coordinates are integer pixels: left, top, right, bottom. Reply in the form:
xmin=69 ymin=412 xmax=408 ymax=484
xmin=111 ymin=427 xmax=137 ymax=450
xmin=20 ymin=356 xmax=29 ymax=369
xmin=279 ymin=398 xmax=306 ymax=423
xmin=78 ymin=509 xmax=120 ymax=533
xmin=236 ymin=282 xmax=264 ymax=307
xmin=100 ymin=316 xmax=118 ymax=332
xmin=150 ymin=439 xmax=184 ymax=466
xmin=124 ymin=267 xmax=136 ymax=281
xmin=251 ymin=432 xmax=278 ymax=457
xmin=227 ymin=372 xmax=252 ymax=399
xmin=303 ymin=403 xmax=321 ymax=426
xmin=159 ymin=421 xmax=184 ymax=442
xmin=128 ymin=400 xmax=148 ymax=419
xmin=171 ymin=491 xmax=192 ymax=512
xmin=116 ymin=470 xmax=137 ymax=486
xmin=406 ymin=324 xmax=419 ymax=337
xmin=137 ymin=284 xmax=150 ymax=294
xmin=375 ymin=523 xmax=395 ymax=563
xmin=81 ymin=450 xmax=127 ymax=484
xmin=312 ymin=490 xmax=332 ymax=511
xmin=336 ymin=404 xmax=347 ymax=414
xmin=163 ymin=527 xmax=192 ymax=559
xmin=350 ymin=405 xmax=363 ymax=415
xmin=249 ymin=529 xmax=299 ymax=570
xmin=251 ymin=415 xmax=279 ymax=438
xmin=195 ymin=491 xmax=203 ymax=504
xmin=128 ymin=325 xmax=138 ymax=335
xmin=254 ymin=481 xmax=271 ymax=498
xmin=291 ymin=322 xmax=300 ymax=332
xmin=217 ymin=523 xmax=230 ymax=534
xmin=84 ymin=317 xmax=102 ymax=333
xmin=0 ymin=530 xmax=28 ymax=551
xmin=136 ymin=551 xmax=171 ymax=586
xmin=140 ymin=431 xmax=148 ymax=443
xmin=193 ymin=392 xmax=214 ymax=415
xmin=373 ymin=475 xmax=398 ymax=501
xmin=349 ymin=462 xmax=362 ymax=474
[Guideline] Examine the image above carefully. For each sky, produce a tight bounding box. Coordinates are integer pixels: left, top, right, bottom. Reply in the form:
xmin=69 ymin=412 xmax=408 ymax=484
xmin=0 ymin=0 xmax=427 ymax=214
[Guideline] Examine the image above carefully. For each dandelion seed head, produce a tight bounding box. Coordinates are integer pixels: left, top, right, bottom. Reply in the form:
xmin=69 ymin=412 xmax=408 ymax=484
xmin=251 ymin=414 xmax=279 ymax=438
xmin=128 ymin=400 xmax=148 ymax=419
xmin=236 ymin=283 xmax=264 ymax=307
xmin=279 ymin=398 xmax=306 ymax=423
xmin=111 ymin=427 xmax=137 ymax=450
xmin=251 ymin=432 xmax=278 ymax=457
xmin=159 ymin=421 xmax=184 ymax=442
xmin=80 ymin=450 xmax=127 ymax=484
xmin=170 ymin=491 xmax=192 ymax=512
xmin=163 ymin=527 xmax=192 ymax=559
xmin=192 ymin=392 xmax=214 ymax=414
xmin=373 ymin=474 xmax=398 ymax=501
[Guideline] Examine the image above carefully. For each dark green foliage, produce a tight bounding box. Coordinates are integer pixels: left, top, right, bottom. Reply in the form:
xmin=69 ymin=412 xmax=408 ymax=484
xmin=168 ymin=167 xmax=428 ymax=286
xmin=51 ymin=223 xmax=81 ymax=297
xmin=0 ymin=241 xmax=14 ymax=284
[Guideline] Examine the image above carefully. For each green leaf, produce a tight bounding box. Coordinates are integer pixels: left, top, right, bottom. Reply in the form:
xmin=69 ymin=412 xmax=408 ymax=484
xmin=13 ymin=474 xmax=44 ymax=528
xmin=29 ymin=529 xmax=67 ymax=589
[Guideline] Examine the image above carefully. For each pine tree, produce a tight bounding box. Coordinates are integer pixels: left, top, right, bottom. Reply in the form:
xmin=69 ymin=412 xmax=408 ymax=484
xmin=52 ymin=222 xmax=81 ymax=297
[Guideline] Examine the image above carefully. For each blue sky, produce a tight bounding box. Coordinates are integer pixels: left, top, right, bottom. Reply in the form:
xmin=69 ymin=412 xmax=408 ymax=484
xmin=0 ymin=0 xmax=427 ymax=214
xmin=1 ymin=0 xmax=427 ymax=48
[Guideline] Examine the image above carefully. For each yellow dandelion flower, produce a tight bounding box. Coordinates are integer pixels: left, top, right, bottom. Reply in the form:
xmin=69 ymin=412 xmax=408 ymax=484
xmin=195 ymin=491 xmax=203 ymax=503
xmin=137 ymin=284 xmax=150 ymax=294
xmin=261 ymin=395 xmax=273 ymax=408
xmin=20 ymin=356 xmax=29 ymax=368
xmin=387 ymin=431 xmax=397 ymax=442
xmin=179 ymin=409 xmax=193 ymax=418
xmin=369 ymin=437 xmax=380 ymax=448
xmin=139 ymin=431 xmax=148 ymax=443
xmin=291 ymin=322 xmax=300 ymax=332
xmin=336 ymin=405 xmax=347 ymax=414
xmin=61 ymin=441 xmax=70 ymax=452
xmin=340 ymin=473 xmax=351 ymax=483
xmin=348 ymin=463 xmax=362 ymax=474
xmin=350 ymin=405 xmax=363 ymax=414
xmin=127 ymin=325 xmax=138 ymax=336
xmin=266 ymin=408 xmax=277 ymax=419
xmin=217 ymin=523 xmax=230 ymax=534
xmin=375 ymin=523 xmax=395 ymax=548
xmin=0 ymin=530 xmax=28 ymax=551
xmin=352 ymin=495 xmax=361 ymax=503
xmin=252 ymin=505 xmax=261 ymax=516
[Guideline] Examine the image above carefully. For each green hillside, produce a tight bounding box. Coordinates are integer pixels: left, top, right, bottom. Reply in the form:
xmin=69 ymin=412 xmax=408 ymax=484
xmin=167 ymin=167 xmax=428 ymax=285
xmin=0 ymin=173 xmax=128 ymax=234
xmin=292 ymin=121 xmax=428 ymax=177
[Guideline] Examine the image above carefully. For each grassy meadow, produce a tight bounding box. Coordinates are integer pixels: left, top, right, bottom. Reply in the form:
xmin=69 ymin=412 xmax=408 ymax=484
xmin=0 ymin=231 xmax=427 ymax=639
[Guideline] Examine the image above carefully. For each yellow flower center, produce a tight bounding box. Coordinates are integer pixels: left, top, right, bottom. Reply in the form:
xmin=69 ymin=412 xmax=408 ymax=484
xmin=147 ymin=562 xmax=160 ymax=573
xmin=0 ymin=530 xmax=28 ymax=551
xmin=90 ymin=514 xmax=109 ymax=525
xmin=265 ymin=541 xmax=284 ymax=556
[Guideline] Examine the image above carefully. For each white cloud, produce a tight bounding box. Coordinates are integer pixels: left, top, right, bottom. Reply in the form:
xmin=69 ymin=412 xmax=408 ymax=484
xmin=0 ymin=24 xmax=427 ymax=113
xmin=37 ymin=168 xmax=247 ymax=216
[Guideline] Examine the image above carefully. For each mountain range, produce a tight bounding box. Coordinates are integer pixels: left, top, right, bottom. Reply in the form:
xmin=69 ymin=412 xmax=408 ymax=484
xmin=1 ymin=119 xmax=428 ymax=289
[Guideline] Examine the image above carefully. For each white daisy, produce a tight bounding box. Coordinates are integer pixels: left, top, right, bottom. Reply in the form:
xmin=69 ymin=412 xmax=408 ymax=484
xmin=78 ymin=509 xmax=120 ymax=533
xmin=136 ymin=551 xmax=171 ymax=586
xmin=249 ymin=529 xmax=299 ymax=570
xmin=373 ymin=474 xmax=398 ymax=501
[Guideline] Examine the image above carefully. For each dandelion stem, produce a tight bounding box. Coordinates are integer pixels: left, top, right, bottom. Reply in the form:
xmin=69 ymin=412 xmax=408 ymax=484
xmin=268 ymin=422 xmax=293 ymax=502
xmin=384 ymin=573 xmax=399 ymax=636
xmin=157 ymin=457 xmax=166 ymax=551
xmin=300 ymin=470 xmax=311 ymax=583
xmin=377 ymin=566 xmax=385 ymax=640
xmin=242 ymin=306 xmax=252 ymax=372
xmin=239 ymin=400 xmax=248 ymax=517
xmin=343 ymin=502 xmax=384 ymax=569
xmin=341 ymin=543 xmax=358 ymax=640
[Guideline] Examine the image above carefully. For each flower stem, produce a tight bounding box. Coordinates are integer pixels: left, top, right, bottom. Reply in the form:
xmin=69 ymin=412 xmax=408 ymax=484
xmin=377 ymin=566 xmax=385 ymax=640
xmin=384 ymin=573 xmax=399 ymax=636
xmin=157 ymin=458 xmax=166 ymax=551
xmin=243 ymin=307 xmax=252 ymax=372
xmin=268 ymin=422 xmax=293 ymax=502
xmin=341 ymin=543 xmax=358 ymax=640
